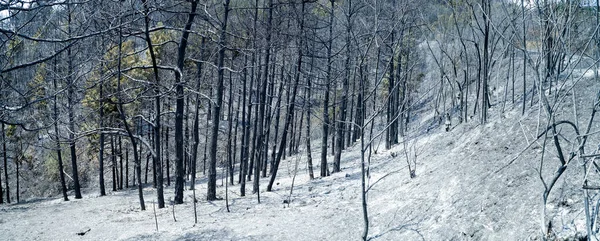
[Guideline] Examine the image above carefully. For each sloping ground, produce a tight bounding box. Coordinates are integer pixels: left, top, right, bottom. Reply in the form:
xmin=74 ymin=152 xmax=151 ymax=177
xmin=0 ymin=76 xmax=598 ymax=241
xmin=367 ymin=113 xmax=545 ymax=240
xmin=0 ymin=118 xmax=547 ymax=241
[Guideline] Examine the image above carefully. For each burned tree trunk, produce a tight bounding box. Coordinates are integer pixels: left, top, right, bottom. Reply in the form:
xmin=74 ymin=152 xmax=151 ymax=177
xmin=174 ymin=0 xmax=199 ymax=204
xmin=267 ymin=0 xmax=306 ymax=192
xmin=207 ymin=0 xmax=230 ymax=201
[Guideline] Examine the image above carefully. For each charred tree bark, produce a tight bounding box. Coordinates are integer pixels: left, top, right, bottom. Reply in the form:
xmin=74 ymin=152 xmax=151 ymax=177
xmin=294 ymin=107 xmax=304 ymax=156
xmin=207 ymin=0 xmax=230 ymax=201
xmin=233 ymin=87 xmax=241 ymax=183
xmin=184 ymin=95 xmax=190 ymax=179
xmin=125 ymin=143 xmax=129 ymax=188
xmin=385 ymin=34 xmax=397 ymax=150
xmin=263 ymin=55 xmax=277 ymax=177
xmin=333 ymin=0 xmax=357 ymax=172
xmin=227 ymin=57 xmax=235 ymax=184
xmin=141 ymin=0 xmax=164 ymax=208
xmin=52 ymin=67 xmax=68 ymax=201
xmin=145 ymin=130 xmax=150 ymax=184
xmin=321 ymin=0 xmax=335 ymax=178
xmin=15 ymin=155 xmax=19 ymax=203
xmin=66 ymin=3 xmax=82 ymax=199
xmin=112 ymin=136 xmax=117 ymax=192
xmin=98 ymin=73 xmax=106 ymax=196
xmin=252 ymin=0 xmax=274 ymax=199
xmin=0 ymin=132 xmax=2 ymax=204
xmin=267 ymin=0 xmax=305 ymax=192
xmin=331 ymin=89 xmax=337 ymax=157
xmin=174 ymin=0 xmax=198 ymax=204
xmin=354 ymin=65 xmax=364 ymax=142
xmin=521 ymin=0 xmax=527 ymax=115
xmin=240 ymin=54 xmax=251 ymax=196
xmin=166 ymin=125 xmax=170 ymax=186
xmin=2 ymin=123 xmax=10 ymax=203
xmin=203 ymin=103 xmax=209 ymax=176
xmin=305 ymin=71 xmax=314 ymax=180
xmin=481 ymin=0 xmax=490 ymax=123
xmin=115 ymin=19 xmax=145 ymax=210
xmin=151 ymin=128 xmax=156 ymax=187
xmin=119 ymin=136 xmax=124 ymax=190
xmin=270 ymin=63 xmax=285 ymax=176
xmin=190 ymin=37 xmax=206 ymax=191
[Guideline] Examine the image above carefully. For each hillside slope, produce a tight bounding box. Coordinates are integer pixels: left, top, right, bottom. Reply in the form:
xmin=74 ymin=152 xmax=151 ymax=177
xmin=0 ymin=75 xmax=598 ymax=241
